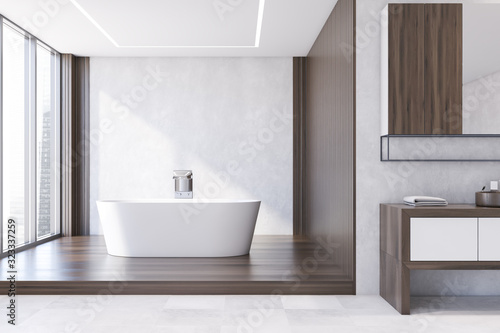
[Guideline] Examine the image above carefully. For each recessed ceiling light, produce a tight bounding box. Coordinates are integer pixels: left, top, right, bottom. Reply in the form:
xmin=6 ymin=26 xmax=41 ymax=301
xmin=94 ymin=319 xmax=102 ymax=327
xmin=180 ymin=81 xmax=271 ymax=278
xmin=254 ymin=0 xmax=265 ymax=47
xmin=69 ymin=0 xmax=265 ymax=48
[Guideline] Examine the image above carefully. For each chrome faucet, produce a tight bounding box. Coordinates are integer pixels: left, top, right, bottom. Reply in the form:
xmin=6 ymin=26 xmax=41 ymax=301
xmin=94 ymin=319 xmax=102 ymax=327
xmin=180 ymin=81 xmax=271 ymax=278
xmin=173 ymin=170 xmax=193 ymax=198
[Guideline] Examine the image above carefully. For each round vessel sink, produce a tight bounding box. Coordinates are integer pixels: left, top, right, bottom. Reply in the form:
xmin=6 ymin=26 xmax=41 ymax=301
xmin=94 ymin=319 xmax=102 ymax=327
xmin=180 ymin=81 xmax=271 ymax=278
xmin=476 ymin=191 xmax=500 ymax=207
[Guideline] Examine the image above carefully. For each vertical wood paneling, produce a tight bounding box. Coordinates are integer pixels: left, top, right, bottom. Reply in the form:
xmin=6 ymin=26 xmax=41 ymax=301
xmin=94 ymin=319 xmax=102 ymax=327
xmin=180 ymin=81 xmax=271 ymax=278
xmin=305 ymin=0 xmax=355 ymax=287
xmin=74 ymin=57 xmax=90 ymax=236
xmin=388 ymin=4 xmax=425 ymax=135
xmin=293 ymin=58 xmax=307 ymax=236
xmin=61 ymin=55 xmax=90 ymax=236
xmin=387 ymin=3 xmax=463 ymax=135
xmin=424 ymin=4 xmax=463 ymax=134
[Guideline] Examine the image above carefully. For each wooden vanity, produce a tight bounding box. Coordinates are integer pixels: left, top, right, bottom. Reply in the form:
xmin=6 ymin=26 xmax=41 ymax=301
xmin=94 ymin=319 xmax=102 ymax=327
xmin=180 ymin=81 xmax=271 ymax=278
xmin=380 ymin=204 xmax=500 ymax=314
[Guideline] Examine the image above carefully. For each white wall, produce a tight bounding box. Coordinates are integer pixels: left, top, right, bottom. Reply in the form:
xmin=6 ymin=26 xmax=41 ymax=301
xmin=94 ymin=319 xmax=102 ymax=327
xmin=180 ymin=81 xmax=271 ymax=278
xmin=357 ymin=0 xmax=500 ymax=295
xmin=463 ymin=69 xmax=500 ymax=134
xmin=90 ymin=57 xmax=293 ymax=235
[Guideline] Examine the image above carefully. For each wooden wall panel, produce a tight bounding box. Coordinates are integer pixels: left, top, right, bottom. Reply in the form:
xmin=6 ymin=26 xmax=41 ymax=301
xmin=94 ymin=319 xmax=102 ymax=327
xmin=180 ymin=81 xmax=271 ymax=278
xmin=61 ymin=55 xmax=90 ymax=236
xmin=387 ymin=3 xmax=463 ymax=135
xmin=293 ymin=58 xmax=307 ymax=235
xmin=305 ymin=0 xmax=355 ymax=289
xmin=388 ymin=4 xmax=425 ymax=135
xmin=424 ymin=4 xmax=463 ymax=134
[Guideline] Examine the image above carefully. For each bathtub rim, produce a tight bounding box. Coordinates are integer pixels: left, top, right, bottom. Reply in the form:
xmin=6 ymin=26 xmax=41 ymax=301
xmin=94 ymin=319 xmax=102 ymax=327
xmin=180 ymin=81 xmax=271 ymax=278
xmin=96 ymin=199 xmax=261 ymax=204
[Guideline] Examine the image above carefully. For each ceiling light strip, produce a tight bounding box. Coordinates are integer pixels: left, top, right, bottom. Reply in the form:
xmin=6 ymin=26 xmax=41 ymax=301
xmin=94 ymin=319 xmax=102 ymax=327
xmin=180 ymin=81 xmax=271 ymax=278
xmin=70 ymin=0 xmax=265 ymax=48
xmin=254 ymin=0 xmax=265 ymax=47
xmin=69 ymin=0 xmax=120 ymax=47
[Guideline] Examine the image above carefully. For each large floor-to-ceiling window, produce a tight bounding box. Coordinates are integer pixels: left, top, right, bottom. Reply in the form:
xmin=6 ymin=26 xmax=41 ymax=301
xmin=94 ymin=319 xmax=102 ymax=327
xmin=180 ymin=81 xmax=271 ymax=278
xmin=1 ymin=17 xmax=61 ymax=255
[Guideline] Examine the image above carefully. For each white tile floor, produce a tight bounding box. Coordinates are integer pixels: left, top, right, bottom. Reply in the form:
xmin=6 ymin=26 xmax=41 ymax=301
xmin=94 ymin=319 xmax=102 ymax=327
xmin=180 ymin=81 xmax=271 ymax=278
xmin=0 ymin=295 xmax=499 ymax=332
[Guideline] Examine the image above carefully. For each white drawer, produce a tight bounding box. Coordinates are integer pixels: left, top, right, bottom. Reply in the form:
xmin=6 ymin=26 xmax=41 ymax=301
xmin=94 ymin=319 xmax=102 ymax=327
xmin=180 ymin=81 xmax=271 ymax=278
xmin=479 ymin=218 xmax=500 ymax=261
xmin=410 ymin=218 xmax=477 ymax=261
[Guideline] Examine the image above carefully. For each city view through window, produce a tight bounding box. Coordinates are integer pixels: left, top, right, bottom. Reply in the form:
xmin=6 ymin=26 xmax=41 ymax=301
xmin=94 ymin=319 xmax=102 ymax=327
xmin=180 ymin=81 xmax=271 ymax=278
xmin=1 ymin=19 xmax=60 ymax=251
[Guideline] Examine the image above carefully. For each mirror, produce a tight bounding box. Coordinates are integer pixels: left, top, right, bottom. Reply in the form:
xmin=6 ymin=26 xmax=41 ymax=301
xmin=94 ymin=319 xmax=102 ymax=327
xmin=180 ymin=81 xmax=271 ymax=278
xmin=463 ymin=3 xmax=500 ymax=134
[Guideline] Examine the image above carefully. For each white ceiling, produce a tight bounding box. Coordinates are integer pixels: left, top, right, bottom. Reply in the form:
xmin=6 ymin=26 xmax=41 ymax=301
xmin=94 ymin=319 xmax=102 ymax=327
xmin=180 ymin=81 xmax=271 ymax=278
xmin=463 ymin=3 xmax=500 ymax=83
xmin=0 ymin=0 xmax=338 ymax=57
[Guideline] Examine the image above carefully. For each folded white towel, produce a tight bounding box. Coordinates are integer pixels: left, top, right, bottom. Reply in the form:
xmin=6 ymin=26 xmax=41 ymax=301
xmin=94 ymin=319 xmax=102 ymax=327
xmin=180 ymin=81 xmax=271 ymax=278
xmin=403 ymin=196 xmax=448 ymax=206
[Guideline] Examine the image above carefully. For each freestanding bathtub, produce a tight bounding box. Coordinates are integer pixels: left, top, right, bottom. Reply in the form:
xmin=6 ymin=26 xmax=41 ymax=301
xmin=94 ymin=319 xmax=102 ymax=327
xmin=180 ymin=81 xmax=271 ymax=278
xmin=96 ymin=199 xmax=260 ymax=257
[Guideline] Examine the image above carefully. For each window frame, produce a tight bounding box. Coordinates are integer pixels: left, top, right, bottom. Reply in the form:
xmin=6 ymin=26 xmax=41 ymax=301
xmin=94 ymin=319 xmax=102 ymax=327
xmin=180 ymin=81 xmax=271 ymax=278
xmin=35 ymin=41 xmax=61 ymax=240
xmin=0 ymin=16 xmax=62 ymax=258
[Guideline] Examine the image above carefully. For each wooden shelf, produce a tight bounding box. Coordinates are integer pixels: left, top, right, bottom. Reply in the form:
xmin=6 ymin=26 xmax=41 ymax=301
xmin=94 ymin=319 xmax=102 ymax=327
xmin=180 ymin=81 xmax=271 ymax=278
xmin=405 ymin=261 xmax=500 ymax=270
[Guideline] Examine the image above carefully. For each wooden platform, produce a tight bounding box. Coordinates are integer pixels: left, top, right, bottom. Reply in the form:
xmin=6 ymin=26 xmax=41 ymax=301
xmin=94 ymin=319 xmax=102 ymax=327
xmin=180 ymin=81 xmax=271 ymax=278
xmin=0 ymin=235 xmax=353 ymax=295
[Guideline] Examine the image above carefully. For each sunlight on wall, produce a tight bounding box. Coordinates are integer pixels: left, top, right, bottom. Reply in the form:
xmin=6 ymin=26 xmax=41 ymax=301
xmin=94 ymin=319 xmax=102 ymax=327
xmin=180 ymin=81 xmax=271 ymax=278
xmin=89 ymin=58 xmax=293 ymax=235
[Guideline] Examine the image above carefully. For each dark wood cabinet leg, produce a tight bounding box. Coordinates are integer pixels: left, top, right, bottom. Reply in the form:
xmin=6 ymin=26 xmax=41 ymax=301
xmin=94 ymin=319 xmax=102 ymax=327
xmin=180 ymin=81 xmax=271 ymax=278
xmin=401 ymin=265 xmax=411 ymax=315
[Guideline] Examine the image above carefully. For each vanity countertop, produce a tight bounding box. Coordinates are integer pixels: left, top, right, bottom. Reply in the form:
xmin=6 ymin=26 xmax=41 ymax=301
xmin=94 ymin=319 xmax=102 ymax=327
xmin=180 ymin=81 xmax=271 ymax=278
xmin=381 ymin=203 xmax=500 ymax=217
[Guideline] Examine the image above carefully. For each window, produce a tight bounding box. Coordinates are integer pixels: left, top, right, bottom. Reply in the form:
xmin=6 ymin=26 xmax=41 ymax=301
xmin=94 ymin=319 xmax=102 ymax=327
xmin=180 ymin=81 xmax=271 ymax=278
xmin=2 ymin=22 xmax=28 ymax=247
xmin=36 ymin=43 xmax=60 ymax=239
xmin=1 ymin=18 xmax=61 ymax=253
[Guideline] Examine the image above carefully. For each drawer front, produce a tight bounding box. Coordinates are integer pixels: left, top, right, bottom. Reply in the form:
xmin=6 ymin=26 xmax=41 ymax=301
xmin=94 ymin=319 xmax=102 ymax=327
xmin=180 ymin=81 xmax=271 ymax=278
xmin=410 ymin=218 xmax=477 ymax=261
xmin=479 ymin=218 xmax=500 ymax=261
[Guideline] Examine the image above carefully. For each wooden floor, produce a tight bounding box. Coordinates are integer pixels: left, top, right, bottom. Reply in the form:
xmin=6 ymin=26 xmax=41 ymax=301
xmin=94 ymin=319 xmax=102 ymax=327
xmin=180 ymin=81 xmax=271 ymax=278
xmin=0 ymin=235 xmax=354 ymax=295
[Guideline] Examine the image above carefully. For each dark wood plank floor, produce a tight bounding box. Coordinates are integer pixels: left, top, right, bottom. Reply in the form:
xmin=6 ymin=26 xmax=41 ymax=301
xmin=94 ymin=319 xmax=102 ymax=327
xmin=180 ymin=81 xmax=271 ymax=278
xmin=0 ymin=235 xmax=354 ymax=295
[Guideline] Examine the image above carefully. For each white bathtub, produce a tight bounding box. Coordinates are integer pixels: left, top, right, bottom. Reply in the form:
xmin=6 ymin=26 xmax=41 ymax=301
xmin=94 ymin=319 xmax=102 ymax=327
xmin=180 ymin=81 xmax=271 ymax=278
xmin=96 ymin=199 xmax=260 ymax=257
